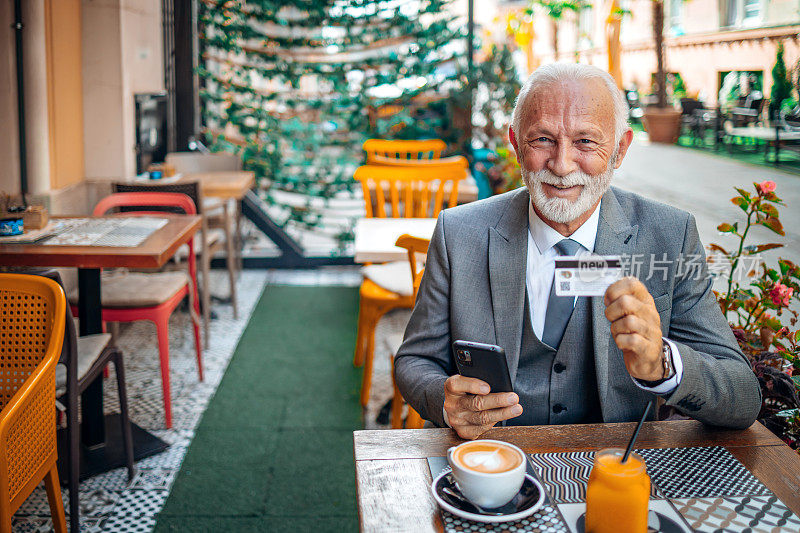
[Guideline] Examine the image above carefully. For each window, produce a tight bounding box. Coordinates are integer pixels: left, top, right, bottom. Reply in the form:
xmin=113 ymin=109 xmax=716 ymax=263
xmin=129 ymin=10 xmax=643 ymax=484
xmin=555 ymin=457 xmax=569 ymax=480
xmin=669 ymin=0 xmax=684 ymax=36
xmin=722 ymin=0 xmax=762 ymax=28
xmin=742 ymin=0 xmax=761 ymax=25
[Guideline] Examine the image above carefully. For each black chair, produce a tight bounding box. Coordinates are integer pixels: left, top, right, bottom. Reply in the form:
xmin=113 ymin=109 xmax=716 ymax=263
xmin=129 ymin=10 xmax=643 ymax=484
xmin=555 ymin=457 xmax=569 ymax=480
xmin=30 ymin=269 xmax=134 ymax=533
xmin=680 ymin=98 xmax=705 ymax=144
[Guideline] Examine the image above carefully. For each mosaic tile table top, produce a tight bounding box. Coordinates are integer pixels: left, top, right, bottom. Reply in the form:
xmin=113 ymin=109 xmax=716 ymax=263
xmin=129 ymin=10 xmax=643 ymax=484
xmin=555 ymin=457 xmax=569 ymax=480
xmin=429 ymin=446 xmax=800 ymax=533
xmin=44 ymin=217 xmax=168 ymax=247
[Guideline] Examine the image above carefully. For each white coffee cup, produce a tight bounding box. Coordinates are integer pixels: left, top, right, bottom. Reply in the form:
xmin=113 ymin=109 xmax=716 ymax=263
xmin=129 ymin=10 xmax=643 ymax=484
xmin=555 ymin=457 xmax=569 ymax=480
xmin=446 ymin=439 xmax=527 ymax=508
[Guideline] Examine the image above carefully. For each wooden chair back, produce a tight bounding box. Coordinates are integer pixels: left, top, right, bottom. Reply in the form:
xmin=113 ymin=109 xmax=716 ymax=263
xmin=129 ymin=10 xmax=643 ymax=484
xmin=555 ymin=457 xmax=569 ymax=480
xmin=353 ymin=157 xmax=468 ymax=218
xmin=363 ymin=139 xmax=446 ymax=163
xmin=394 ymin=234 xmax=430 ymax=299
xmin=393 ymin=235 xmax=429 ymax=429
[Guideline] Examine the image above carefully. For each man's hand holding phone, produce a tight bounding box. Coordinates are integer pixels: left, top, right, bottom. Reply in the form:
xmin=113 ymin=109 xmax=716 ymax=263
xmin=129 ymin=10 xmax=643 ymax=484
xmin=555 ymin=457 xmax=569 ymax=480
xmin=443 ymin=375 xmax=522 ymax=440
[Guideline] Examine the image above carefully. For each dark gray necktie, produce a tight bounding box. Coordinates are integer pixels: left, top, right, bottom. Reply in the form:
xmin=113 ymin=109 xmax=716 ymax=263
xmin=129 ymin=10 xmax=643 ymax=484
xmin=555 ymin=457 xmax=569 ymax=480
xmin=542 ymin=238 xmax=582 ymax=349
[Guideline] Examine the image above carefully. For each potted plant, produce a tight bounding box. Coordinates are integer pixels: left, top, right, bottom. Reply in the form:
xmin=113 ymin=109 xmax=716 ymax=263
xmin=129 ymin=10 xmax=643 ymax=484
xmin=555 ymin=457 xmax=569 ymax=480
xmin=709 ymin=180 xmax=800 ymax=449
xmin=641 ymin=0 xmax=682 ymax=143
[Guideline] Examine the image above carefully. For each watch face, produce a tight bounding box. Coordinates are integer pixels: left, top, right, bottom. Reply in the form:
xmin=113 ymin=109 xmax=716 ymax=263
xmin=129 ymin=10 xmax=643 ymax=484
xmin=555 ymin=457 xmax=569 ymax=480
xmin=662 ymin=343 xmax=675 ymax=379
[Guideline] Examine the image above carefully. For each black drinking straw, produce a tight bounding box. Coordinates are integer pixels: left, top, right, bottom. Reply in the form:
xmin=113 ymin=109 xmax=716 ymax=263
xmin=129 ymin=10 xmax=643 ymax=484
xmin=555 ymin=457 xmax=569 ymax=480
xmin=621 ymin=400 xmax=653 ymax=464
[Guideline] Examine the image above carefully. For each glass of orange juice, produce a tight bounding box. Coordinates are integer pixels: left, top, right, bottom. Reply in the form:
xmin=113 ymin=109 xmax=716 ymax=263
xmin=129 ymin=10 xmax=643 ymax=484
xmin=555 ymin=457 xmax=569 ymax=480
xmin=585 ymin=448 xmax=650 ymax=533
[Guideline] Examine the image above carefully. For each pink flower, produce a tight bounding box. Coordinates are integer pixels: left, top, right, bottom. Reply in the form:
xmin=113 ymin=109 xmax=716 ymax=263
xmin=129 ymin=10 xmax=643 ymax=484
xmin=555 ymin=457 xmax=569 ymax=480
xmin=759 ymin=180 xmax=777 ymax=194
xmin=769 ymin=283 xmax=794 ymax=307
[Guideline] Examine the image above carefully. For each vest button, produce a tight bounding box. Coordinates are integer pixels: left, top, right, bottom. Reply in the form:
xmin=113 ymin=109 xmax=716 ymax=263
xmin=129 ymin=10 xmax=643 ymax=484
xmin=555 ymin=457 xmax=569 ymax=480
xmin=552 ymin=404 xmax=566 ymax=414
xmin=553 ymin=362 xmax=566 ymax=373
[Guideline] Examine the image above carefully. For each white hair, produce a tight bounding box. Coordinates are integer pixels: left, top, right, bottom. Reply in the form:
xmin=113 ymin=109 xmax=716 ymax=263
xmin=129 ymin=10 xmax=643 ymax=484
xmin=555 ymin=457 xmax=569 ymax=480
xmin=510 ymin=63 xmax=630 ymax=147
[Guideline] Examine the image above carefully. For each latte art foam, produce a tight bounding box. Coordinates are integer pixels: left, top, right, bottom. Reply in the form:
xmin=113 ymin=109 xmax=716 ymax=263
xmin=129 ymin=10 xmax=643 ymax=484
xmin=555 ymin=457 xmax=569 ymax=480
xmin=453 ymin=442 xmax=522 ymax=473
xmin=462 ymin=450 xmax=503 ymax=471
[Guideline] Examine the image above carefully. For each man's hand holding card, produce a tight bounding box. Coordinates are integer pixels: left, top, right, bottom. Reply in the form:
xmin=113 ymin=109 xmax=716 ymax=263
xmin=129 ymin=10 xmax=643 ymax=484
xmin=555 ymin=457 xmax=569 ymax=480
xmin=554 ymin=256 xmax=667 ymax=382
xmin=554 ymin=255 xmax=623 ymax=297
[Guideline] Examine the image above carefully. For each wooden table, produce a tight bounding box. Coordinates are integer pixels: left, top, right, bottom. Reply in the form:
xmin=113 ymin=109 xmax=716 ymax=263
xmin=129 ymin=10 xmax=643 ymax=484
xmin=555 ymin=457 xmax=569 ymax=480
xmin=353 ymin=421 xmax=800 ymax=532
xmin=354 ymin=218 xmax=438 ymax=263
xmin=122 ymin=170 xmax=255 ymax=201
xmin=0 ymin=214 xmax=201 ymax=477
xmin=182 ymin=170 xmax=255 ymax=200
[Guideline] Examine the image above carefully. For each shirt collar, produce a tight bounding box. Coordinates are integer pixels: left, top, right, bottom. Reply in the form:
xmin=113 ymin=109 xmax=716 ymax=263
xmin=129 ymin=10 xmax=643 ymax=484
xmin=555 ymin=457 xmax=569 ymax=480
xmin=527 ymin=199 xmax=601 ymax=254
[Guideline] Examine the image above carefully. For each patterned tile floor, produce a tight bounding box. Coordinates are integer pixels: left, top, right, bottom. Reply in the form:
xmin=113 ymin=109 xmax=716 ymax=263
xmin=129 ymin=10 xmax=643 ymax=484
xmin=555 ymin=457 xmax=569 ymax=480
xmin=12 ymin=270 xmax=269 ymax=533
xmin=11 ymin=265 xmax=398 ymax=532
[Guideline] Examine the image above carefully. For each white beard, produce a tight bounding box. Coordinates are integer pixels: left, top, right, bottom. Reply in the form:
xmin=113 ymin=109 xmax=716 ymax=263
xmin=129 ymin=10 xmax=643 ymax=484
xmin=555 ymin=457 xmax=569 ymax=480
xmin=521 ymin=163 xmax=614 ymax=224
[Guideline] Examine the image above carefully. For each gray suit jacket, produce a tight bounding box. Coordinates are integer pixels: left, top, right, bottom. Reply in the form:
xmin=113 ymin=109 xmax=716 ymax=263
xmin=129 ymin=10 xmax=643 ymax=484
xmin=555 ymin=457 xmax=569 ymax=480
xmin=394 ymin=186 xmax=761 ymax=429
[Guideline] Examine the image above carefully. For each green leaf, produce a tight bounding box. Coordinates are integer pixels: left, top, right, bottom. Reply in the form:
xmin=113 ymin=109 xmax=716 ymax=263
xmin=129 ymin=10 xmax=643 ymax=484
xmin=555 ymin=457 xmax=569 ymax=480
xmin=760 ymin=203 xmax=780 ymax=217
xmin=763 ymin=315 xmax=783 ymax=331
xmin=717 ymin=223 xmax=733 ymax=233
xmin=731 ymin=197 xmax=749 ymax=211
xmin=759 ymin=217 xmax=786 ymax=236
xmin=735 ymin=187 xmax=751 ymax=200
xmin=769 ymin=269 xmax=780 ymax=281
xmin=755 ymin=243 xmax=784 ymax=253
xmin=707 ymin=243 xmax=729 ymax=255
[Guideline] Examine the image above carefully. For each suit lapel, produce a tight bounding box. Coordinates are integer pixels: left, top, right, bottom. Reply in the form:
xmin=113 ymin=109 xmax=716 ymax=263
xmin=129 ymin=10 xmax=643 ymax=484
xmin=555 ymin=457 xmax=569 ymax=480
xmin=591 ymin=187 xmax=639 ymax=418
xmin=489 ymin=188 xmax=530 ymax=386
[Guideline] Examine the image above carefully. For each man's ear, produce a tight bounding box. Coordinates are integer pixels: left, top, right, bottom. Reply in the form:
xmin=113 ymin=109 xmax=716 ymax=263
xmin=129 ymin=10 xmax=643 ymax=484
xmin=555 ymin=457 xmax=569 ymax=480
xmin=613 ymin=129 xmax=634 ymax=169
xmin=508 ymin=126 xmax=518 ymax=151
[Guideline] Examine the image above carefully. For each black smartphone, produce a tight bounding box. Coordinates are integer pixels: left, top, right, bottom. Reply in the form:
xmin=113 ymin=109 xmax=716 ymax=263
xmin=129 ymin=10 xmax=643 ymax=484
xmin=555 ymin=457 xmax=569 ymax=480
xmin=452 ymin=340 xmax=513 ymax=393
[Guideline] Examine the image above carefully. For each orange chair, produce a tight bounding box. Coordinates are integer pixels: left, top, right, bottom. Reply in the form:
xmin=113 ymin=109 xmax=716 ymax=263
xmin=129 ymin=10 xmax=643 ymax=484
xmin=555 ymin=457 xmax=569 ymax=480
xmin=0 ymin=274 xmax=67 ymax=533
xmin=389 ymin=235 xmax=429 ymax=429
xmin=363 ymin=138 xmax=446 ymax=163
xmin=353 ymin=158 xmax=467 ymax=408
xmin=80 ymin=192 xmax=203 ymax=428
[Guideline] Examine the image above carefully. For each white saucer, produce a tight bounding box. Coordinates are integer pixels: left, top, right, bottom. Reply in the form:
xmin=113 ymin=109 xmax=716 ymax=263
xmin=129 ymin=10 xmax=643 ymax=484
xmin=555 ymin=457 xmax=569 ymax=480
xmin=430 ymin=471 xmax=545 ymax=523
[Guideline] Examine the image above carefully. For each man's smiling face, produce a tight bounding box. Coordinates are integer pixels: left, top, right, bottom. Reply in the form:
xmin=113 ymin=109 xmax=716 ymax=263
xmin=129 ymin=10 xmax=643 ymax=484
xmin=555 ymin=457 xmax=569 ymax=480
xmin=512 ymin=78 xmax=631 ymax=228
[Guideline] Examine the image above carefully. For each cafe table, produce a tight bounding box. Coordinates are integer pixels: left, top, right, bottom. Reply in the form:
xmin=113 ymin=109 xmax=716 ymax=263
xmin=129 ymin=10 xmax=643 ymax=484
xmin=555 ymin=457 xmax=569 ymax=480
xmin=122 ymin=170 xmax=255 ymax=267
xmin=354 ymin=217 xmax=437 ymax=263
xmin=0 ymin=214 xmax=201 ymax=478
xmin=182 ymin=170 xmax=255 ymax=201
xmin=353 ymin=420 xmax=800 ymax=532
xmin=120 ymin=170 xmax=255 ymax=201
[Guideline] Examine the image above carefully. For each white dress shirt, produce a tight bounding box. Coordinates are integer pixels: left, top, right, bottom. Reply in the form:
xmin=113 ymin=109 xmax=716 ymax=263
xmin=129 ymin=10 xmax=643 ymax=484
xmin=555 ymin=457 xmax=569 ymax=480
xmin=526 ymin=201 xmax=683 ymax=395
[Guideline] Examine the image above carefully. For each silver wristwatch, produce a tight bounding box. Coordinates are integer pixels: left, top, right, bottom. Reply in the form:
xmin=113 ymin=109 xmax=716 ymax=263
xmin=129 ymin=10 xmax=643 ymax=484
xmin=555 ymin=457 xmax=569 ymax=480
xmin=661 ymin=341 xmax=675 ymax=380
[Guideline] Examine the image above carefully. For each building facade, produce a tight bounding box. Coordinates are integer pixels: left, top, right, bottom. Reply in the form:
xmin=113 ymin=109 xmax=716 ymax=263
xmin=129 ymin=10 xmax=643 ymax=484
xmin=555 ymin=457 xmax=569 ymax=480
xmin=490 ymin=0 xmax=800 ymax=107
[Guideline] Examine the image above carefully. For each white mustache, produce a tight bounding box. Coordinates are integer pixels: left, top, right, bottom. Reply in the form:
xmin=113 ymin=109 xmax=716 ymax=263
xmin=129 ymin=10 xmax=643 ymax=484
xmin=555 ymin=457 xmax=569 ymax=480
xmin=531 ymin=170 xmax=594 ymax=188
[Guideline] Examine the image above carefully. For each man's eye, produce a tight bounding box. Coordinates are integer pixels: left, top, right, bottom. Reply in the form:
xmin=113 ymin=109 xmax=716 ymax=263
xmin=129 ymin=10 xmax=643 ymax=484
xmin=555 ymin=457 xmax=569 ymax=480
xmin=577 ymin=139 xmax=593 ymax=144
xmin=533 ymin=137 xmax=551 ymax=143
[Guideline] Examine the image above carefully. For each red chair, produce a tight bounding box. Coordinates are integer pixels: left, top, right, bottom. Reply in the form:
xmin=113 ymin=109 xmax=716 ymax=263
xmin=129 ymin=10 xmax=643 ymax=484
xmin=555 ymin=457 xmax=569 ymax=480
xmin=69 ymin=192 xmax=203 ymax=428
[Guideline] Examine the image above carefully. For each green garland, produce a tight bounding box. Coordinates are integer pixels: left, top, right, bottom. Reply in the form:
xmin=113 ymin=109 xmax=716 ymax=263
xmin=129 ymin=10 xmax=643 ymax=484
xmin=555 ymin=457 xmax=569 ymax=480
xmin=199 ymin=0 xmax=467 ymax=245
xmin=201 ymin=0 xmax=455 ymax=31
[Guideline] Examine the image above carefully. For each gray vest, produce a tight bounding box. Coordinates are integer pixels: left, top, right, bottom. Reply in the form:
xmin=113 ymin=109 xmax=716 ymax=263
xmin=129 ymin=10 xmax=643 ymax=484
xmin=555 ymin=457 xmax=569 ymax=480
xmin=508 ymin=295 xmax=602 ymax=426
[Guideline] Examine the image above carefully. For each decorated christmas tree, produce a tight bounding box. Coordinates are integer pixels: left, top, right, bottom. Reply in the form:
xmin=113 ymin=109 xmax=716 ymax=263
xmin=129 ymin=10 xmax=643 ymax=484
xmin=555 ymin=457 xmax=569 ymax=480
xmin=197 ymin=0 xmax=467 ymax=252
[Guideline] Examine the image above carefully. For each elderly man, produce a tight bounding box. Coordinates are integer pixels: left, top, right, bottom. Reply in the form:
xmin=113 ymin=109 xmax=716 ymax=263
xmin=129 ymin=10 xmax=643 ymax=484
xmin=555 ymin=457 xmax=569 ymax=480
xmin=394 ymin=63 xmax=761 ymax=439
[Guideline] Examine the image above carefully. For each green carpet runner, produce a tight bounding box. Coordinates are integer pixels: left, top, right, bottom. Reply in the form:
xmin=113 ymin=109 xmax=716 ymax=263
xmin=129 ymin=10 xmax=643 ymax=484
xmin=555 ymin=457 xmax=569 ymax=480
xmin=155 ymin=285 xmax=361 ymax=532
